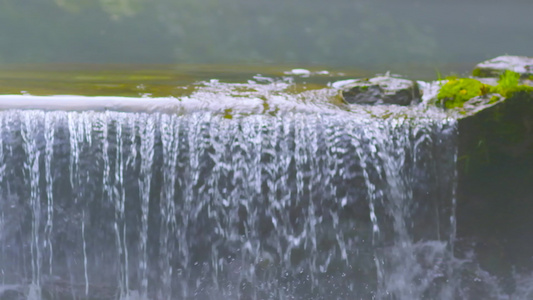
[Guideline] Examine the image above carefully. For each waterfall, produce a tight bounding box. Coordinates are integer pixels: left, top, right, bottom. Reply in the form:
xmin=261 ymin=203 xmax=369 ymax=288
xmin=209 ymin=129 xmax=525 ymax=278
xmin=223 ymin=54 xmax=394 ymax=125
xmin=0 ymin=106 xmax=458 ymax=299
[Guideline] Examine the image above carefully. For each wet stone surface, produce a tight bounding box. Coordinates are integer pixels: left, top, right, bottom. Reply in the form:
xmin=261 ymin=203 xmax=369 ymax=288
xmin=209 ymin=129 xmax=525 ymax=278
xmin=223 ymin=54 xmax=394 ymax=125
xmin=340 ymin=75 xmax=420 ymax=106
xmin=473 ymin=55 xmax=533 ymax=78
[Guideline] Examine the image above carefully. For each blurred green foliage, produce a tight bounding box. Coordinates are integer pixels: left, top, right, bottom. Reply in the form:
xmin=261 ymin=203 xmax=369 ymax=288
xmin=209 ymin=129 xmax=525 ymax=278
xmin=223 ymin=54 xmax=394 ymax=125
xmin=0 ymin=0 xmax=438 ymax=67
xmin=0 ymin=0 xmax=531 ymax=69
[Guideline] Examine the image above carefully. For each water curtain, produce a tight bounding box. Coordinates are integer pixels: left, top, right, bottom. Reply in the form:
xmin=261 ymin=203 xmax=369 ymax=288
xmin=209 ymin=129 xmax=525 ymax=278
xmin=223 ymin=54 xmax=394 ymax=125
xmin=0 ymin=108 xmax=457 ymax=299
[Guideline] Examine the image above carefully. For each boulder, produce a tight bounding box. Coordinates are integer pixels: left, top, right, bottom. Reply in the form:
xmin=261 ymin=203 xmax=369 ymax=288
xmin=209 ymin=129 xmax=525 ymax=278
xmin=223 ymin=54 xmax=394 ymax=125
xmin=473 ymin=55 xmax=533 ymax=78
xmin=455 ymin=56 xmax=533 ymax=170
xmin=454 ymin=57 xmax=533 ymax=279
xmin=340 ymin=75 xmax=420 ymax=105
xmin=457 ymin=90 xmax=533 ymax=172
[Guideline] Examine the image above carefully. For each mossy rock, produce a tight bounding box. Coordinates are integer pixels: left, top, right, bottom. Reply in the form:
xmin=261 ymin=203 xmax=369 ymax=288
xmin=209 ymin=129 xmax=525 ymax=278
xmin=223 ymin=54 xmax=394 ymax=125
xmin=451 ymin=60 xmax=533 ymax=177
xmin=449 ymin=56 xmax=533 ymax=277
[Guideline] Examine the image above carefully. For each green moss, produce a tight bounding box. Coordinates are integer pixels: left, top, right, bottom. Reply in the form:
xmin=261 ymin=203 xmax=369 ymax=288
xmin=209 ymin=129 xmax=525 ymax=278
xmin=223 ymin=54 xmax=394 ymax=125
xmin=489 ymin=70 xmax=522 ymax=98
xmin=223 ymin=108 xmax=233 ymax=119
xmin=489 ymin=95 xmax=500 ymax=104
xmin=438 ymin=70 xmax=533 ymax=109
xmin=437 ymin=77 xmax=491 ymax=108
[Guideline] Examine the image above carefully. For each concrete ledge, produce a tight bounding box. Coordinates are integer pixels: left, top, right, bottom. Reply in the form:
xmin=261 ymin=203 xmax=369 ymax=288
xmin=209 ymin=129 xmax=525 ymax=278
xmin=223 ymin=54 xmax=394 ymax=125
xmin=0 ymin=95 xmax=182 ymax=113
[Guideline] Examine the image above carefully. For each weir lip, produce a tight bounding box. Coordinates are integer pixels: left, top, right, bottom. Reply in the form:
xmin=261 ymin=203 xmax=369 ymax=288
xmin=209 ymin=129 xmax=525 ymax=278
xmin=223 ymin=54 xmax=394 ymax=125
xmin=0 ymin=95 xmax=182 ymax=113
xmin=0 ymin=94 xmax=456 ymax=123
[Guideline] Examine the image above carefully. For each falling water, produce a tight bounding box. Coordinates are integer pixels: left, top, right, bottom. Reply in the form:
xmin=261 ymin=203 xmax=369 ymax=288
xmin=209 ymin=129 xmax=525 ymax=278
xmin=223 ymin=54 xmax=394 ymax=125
xmin=0 ymin=102 xmax=461 ymax=299
xmin=20 ymin=112 xmax=44 ymax=299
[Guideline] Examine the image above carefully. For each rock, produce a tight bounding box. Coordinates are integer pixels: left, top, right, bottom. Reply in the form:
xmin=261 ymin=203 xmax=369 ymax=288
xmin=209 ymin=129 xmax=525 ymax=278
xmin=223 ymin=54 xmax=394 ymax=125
xmin=340 ymin=75 xmax=420 ymax=105
xmin=473 ymin=55 xmax=533 ymax=78
xmin=451 ymin=56 xmax=533 ymax=183
xmin=457 ymin=91 xmax=533 ymax=165
xmin=459 ymin=94 xmax=503 ymax=115
xmin=436 ymin=56 xmax=533 ymax=276
xmin=454 ymin=56 xmax=533 ymax=276
xmin=456 ymin=89 xmax=533 ymax=277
